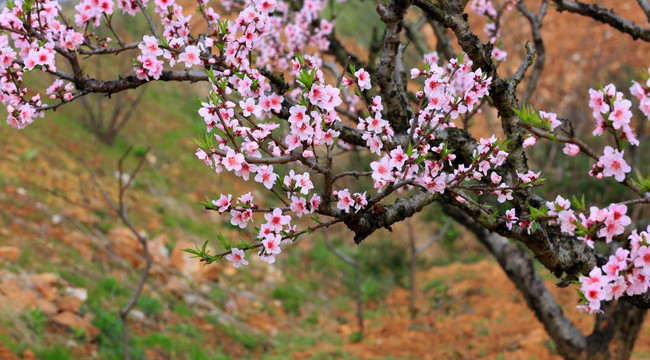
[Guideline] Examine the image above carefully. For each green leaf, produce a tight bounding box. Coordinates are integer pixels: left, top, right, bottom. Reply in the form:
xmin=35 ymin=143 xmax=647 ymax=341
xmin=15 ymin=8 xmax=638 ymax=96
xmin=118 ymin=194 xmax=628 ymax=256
xmin=630 ymin=171 xmax=650 ymax=193
xmin=528 ymin=205 xmax=549 ymax=221
xmin=571 ymin=194 xmax=586 ymax=212
xmin=575 ymin=288 xmax=587 ymax=304
xmin=202 ymin=195 xmax=218 ymax=210
xmin=217 ymin=234 xmax=230 ymax=250
xmin=23 ymin=149 xmax=38 ymax=161
xmin=456 ymin=52 xmax=464 ymax=64
xmin=182 ymin=248 xmax=200 ymax=257
xmin=193 ymin=137 xmax=205 ymax=148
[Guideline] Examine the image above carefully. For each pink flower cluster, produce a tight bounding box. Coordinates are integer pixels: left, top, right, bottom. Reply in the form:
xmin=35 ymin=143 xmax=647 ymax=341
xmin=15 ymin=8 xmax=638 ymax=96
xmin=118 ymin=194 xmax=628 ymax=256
xmin=470 ymin=0 xmax=514 ymax=62
xmin=412 ymin=55 xmax=492 ymax=133
xmin=334 ymin=189 xmax=367 ymax=214
xmin=578 ymin=227 xmax=650 ymax=314
xmin=589 ymin=84 xmax=638 ymax=146
xmin=630 ymin=68 xmax=650 ymax=120
xmin=0 ymin=0 xmax=88 ymax=128
xmin=75 ymin=0 xmax=114 ymax=27
xmin=547 ymin=195 xmax=631 ymax=248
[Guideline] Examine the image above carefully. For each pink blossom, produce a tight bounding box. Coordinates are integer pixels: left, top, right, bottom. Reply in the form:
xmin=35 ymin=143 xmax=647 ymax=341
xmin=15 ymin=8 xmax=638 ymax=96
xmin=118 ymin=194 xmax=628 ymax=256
xmin=264 ymin=208 xmax=291 ymax=231
xmin=262 ymin=234 xmax=282 ymax=255
xmin=309 ymin=194 xmax=321 ymax=211
xmin=490 ymin=172 xmax=501 ymax=185
xmin=254 ymin=165 xmax=278 ymax=189
xmin=495 ymin=184 xmax=513 ymax=203
xmin=634 ymin=246 xmax=650 ymax=269
xmin=225 ymin=248 xmax=249 ymax=268
xmin=599 ymin=146 xmax=631 ymax=182
xmin=604 ymin=277 xmax=626 ymax=301
xmin=364 ymin=134 xmax=383 ymax=155
xmin=212 ymin=194 xmax=232 ymax=212
xmin=336 ymin=189 xmax=354 ymax=213
xmin=139 ymin=35 xmax=162 ymax=57
xmin=588 ymin=88 xmax=609 ymax=114
xmin=582 ymin=283 xmax=604 ymax=303
xmin=522 ymin=136 xmax=537 ymax=148
xmin=609 ymin=99 xmax=632 ymax=129
xmin=491 ymin=48 xmax=507 ymax=61
xmin=179 ymin=45 xmax=202 ymax=67
xmin=370 ymin=156 xmax=393 ymax=182
xmin=539 ymin=111 xmax=561 ymax=131
xmin=195 ymin=149 xmax=212 ymax=167
xmin=609 ymin=98 xmax=632 ymax=129
xmin=295 ymin=172 xmax=314 ymax=195
xmin=580 ymin=267 xmax=607 ymax=288
xmin=230 ymin=209 xmax=253 ymax=228
xmin=290 ymin=196 xmax=309 ymax=217
xmin=354 ymin=68 xmax=371 ymax=91
xmin=504 ymin=209 xmax=516 ymax=230
xmin=223 ymin=149 xmax=245 ymax=172
xmin=389 ymin=146 xmax=407 ymax=169
xmin=563 ymin=143 xmax=580 ymax=156
xmin=259 ymin=253 xmax=276 ymax=264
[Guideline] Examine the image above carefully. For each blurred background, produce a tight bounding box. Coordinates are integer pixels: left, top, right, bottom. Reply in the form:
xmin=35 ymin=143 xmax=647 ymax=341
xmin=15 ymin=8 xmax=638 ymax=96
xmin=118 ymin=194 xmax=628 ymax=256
xmin=0 ymin=0 xmax=649 ymax=359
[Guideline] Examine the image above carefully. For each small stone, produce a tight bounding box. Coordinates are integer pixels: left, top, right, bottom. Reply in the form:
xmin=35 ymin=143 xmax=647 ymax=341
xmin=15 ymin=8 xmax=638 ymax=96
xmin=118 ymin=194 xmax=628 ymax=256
xmin=53 ymin=311 xmax=100 ymax=340
xmin=107 ymin=227 xmax=146 ymax=269
xmin=130 ymin=309 xmax=145 ymax=321
xmin=22 ymin=349 xmax=37 ymax=360
xmin=36 ymin=299 xmax=57 ymax=317
xmin=57 ymin=295 xmax=82 ymax=314
xmin=31 ymin=275 xmax=58 ymax=301
xmin=0 ymin=344 xmax=19 ymax=360
xmin=0 ymin=247 xmax=20 ymax=263
xmin=65 ymin=287 xmax=88 ymax=302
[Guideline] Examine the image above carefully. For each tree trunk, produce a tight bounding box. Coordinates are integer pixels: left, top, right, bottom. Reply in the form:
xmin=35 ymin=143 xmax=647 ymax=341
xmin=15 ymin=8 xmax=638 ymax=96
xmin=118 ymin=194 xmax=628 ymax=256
xmin=586 ymin=300 xmax=647 ymax=360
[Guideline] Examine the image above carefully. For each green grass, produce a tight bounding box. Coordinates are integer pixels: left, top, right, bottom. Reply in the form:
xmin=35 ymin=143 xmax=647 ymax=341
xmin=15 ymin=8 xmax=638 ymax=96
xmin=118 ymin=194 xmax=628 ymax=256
xmin=136 ymin=295 xmax=164 ymax=316
xmin=219 ymin=324 xmax=261 ymax=351
xmin=172 ymin=303 xmax=193 ymax=318
xmin=21 ymin=308 xmax=47 ymax=336
xmin=272 ymin=277 xmax=305 ymax=315
xmin=34 ymin=345 xmax=73 ymax=360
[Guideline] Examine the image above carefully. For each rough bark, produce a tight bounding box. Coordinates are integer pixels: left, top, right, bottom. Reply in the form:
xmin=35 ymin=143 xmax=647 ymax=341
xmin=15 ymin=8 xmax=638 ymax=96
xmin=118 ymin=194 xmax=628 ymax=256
xmin=586 ymin=300 xmax=647 ymax=360
xmin=443 ymin=204 xmax=588 ymax=359
xmin=376 ymin=0 xmax=414 ymax=133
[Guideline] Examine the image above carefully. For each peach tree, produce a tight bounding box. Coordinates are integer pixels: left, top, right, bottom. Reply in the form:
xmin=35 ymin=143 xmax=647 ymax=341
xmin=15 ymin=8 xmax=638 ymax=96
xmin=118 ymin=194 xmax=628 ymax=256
xmin=2 ymin=0 xmax=650 ymax=358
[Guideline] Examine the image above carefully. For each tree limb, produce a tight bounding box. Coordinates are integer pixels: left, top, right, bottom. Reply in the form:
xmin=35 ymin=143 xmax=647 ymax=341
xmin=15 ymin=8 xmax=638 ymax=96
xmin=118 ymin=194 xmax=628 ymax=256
xmin=517 ymin=0 xmax=549 ymax=104
xmin=553 ymin=0 xmax=650 ymax=42
xmin=376 ymin=0 xmax=414 ymax=134
xmin=442 ymin=204 xmax=588 ymax=359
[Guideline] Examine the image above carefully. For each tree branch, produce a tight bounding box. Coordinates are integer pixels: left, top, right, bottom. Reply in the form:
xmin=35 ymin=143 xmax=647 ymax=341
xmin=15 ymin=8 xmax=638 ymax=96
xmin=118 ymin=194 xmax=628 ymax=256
xmin=442 ymin=204 xmax=588 ymax=359
xmin=427 ymin=15 xmax=456 ymax=63
xmin=376 ymin=0 xmax=414 ymax=134
xmin=553 ymin=0 xmax=650 ymax=42
xmin=517 ymin=0 xmax=549 ymax=104
xmin=84 ymin=149 xmax=151 ymax=360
